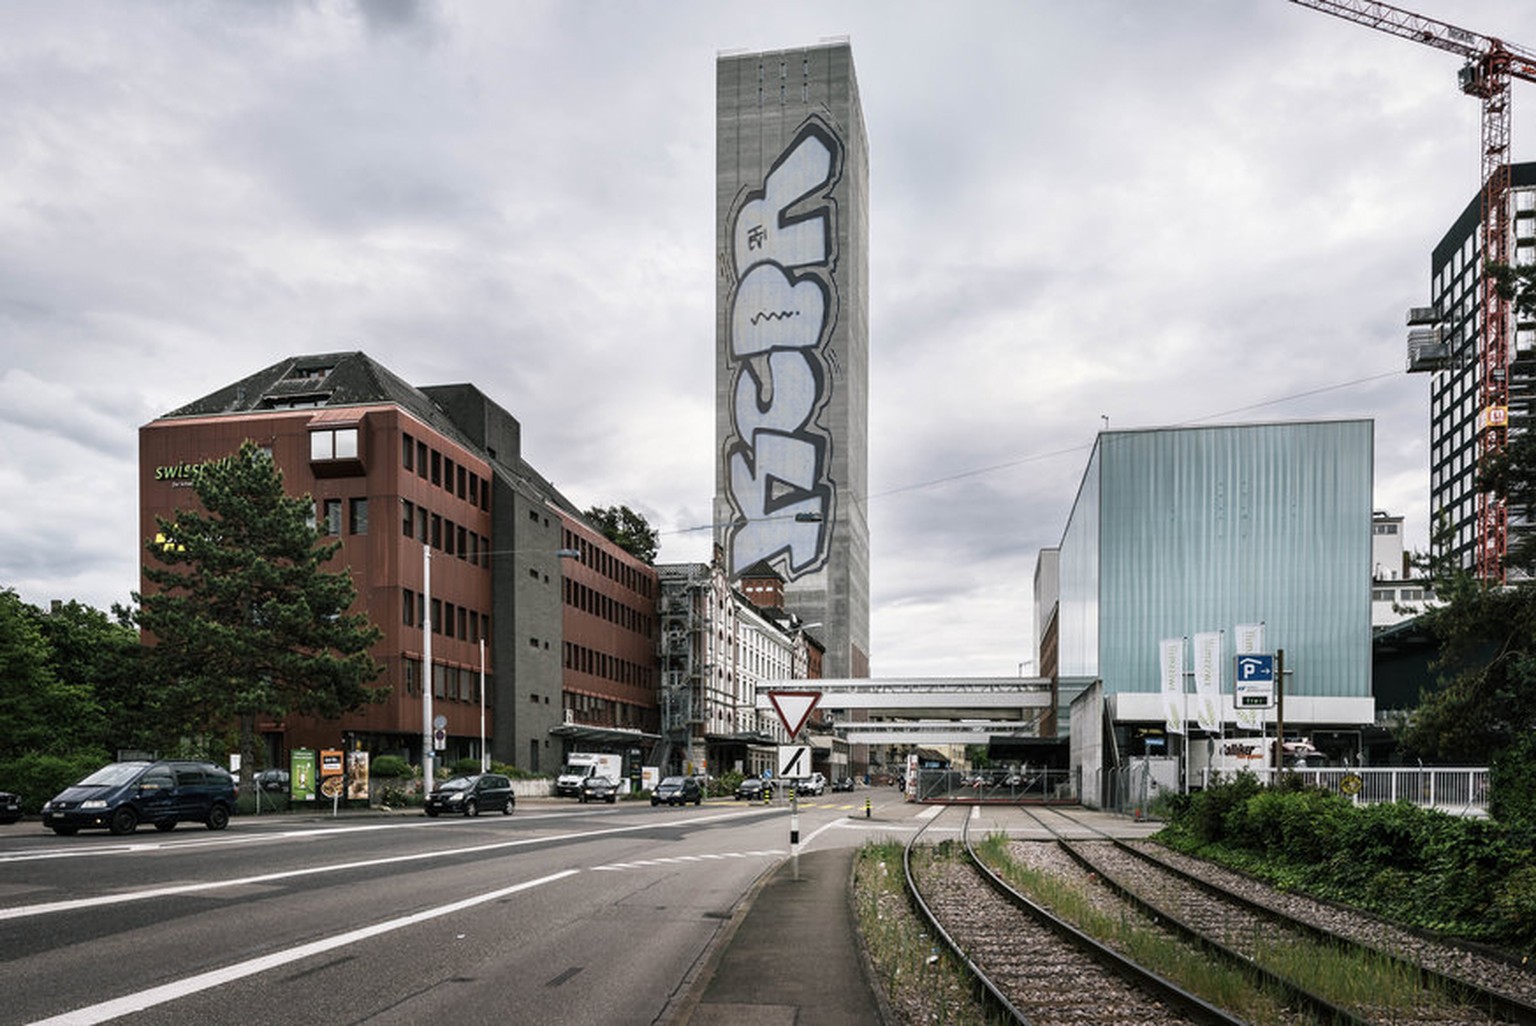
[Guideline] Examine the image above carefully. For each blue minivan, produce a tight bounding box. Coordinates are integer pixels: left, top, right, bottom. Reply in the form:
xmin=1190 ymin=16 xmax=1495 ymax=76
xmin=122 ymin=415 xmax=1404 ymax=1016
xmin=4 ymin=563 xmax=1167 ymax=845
xmin=42 ymin=760 xmax=238 ymax=836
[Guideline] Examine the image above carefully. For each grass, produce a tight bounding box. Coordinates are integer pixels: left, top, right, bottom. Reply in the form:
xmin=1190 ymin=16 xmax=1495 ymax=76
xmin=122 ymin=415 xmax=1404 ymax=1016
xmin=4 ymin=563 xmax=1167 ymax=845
xmin=852 ymin=840 xmax=1000 ymax=1025
xmin=972 ymin=833 xmax=1465 ymax=1025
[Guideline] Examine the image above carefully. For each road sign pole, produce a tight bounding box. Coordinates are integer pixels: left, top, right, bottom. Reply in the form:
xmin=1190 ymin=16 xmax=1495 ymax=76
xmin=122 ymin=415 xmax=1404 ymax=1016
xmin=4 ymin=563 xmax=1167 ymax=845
xmin=1276 ymin=648 xmax=1286 ymax=772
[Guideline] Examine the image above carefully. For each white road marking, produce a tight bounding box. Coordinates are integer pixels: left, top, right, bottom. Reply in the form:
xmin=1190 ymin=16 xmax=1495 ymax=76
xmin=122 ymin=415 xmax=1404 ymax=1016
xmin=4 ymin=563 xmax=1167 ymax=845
xmin=589 ymin=849 xmax=785 ymax=871
xmin=0 ymin=808 xmax=768 ymax=921
xmin=27 ymin=869 xmax=578 ymax=1026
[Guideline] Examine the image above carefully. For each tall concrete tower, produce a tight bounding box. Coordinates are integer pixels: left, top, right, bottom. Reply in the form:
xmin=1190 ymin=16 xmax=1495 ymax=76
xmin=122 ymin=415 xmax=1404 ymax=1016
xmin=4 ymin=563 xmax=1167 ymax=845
xmin=715 ymin=42 xmax=870 ymax=678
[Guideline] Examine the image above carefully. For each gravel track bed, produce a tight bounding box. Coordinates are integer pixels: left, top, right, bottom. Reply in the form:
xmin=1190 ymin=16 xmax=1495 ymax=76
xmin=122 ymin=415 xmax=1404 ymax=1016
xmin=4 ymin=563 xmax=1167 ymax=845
xmin=1125 ymin=840 xmax=1536 ymax=1011
xmin=1074 ymin=841 xmax=1505 ymax=1025
xmin=1002 ymin=841 xmax=1314 ymax=1026
xmin=914 ymin=850 xmax=1210 ymax=1026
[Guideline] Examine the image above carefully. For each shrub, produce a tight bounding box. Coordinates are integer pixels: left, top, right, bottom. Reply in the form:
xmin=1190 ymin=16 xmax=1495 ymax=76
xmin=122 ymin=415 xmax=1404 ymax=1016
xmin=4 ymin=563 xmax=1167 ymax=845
xmin=1158 ymin=777 xmax=1536 ymax=948
xmin=0 ymin=751 xmax=111 ymax=814
xmin=1492 ymin=863 xmax=1536 ymax=948
xmin=371 ymin=754 xmax=412 ymax=779
xmin=1490 ymin=735 xmax=1536 ymax=831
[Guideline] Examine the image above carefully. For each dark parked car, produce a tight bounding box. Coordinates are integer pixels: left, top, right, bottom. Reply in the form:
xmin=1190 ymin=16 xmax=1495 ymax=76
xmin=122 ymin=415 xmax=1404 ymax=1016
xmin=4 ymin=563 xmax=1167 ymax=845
xmin=652 ymin=775 xmax=703 ymax=806
xmin=831 ymin=777 xmax=855 ymax=793
xmin=580 ymin=775 xmax=620 ymax=804
xmin=0 ymin=790 xmax=20 ymax=824
xmin=424 ymin=773 xmax=515 ymax=817
xmin=734 ymin=777 xmax=768 ymax=801
xmin=256 ymin=769 xmax=290 ymax=793
xmin=41 ymin=760 xmax=237 ymax=836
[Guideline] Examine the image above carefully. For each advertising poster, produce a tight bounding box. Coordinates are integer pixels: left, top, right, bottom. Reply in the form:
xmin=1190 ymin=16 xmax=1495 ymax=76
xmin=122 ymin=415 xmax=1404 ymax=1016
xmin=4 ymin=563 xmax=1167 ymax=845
xmin=346 ymin=750 xmax=370 ymax=801
xmin=290 ymin=749 xmax=316 ymax=802
xmin=319 ymin=748 xmax=344 ymax=800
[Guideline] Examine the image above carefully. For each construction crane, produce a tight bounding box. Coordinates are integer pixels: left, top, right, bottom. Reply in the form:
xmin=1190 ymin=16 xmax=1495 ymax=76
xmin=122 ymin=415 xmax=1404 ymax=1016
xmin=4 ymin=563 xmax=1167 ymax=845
xmin=1291 ymin=0 xmax=1536 ymax=582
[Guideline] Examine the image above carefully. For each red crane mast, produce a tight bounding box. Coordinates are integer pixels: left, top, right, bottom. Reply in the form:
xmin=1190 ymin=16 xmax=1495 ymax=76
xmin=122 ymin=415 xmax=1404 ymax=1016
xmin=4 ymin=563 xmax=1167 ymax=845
xmin=1291 ymin=0 xmax=1536 ymax=581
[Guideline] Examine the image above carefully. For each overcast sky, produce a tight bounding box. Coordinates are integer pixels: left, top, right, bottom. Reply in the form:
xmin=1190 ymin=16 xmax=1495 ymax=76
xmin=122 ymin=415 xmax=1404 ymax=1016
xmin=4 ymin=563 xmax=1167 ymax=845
xmin=3 ymin=0 xmax=1533 ymax=677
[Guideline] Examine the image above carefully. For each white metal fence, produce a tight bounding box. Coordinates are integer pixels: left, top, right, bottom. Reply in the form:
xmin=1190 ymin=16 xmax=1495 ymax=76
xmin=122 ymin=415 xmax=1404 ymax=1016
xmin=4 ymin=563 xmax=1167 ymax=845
xmin=1096 ymin=763 xmax=1491 ymax=819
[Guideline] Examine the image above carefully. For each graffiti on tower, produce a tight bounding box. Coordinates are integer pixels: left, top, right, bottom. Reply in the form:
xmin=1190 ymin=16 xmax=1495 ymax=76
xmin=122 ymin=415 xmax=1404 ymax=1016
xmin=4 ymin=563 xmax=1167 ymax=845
xmin=721 ymin=116 xmax=844 ymax=580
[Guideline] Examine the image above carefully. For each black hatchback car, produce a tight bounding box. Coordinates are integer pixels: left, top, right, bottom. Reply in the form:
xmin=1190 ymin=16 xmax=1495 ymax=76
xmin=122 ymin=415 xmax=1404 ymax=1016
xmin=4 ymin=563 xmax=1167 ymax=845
xmin=42 ymin=760 xmax=237 ymax=835
xmin=424 ymin=774 xmax=515 ymax=817
xmin=652 ymin=776 xmax=703 ymax=806
xmin=0 ymin=790 xmax=20 ymax=824
xmin=580 ymin=775 xmax=620 ymax=804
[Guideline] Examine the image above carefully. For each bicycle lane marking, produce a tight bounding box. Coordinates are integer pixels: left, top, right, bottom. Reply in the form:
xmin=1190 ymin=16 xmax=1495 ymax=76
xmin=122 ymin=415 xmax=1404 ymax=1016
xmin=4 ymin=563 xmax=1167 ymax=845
xmin=27 ymin=869 xmax=578 ymax=1026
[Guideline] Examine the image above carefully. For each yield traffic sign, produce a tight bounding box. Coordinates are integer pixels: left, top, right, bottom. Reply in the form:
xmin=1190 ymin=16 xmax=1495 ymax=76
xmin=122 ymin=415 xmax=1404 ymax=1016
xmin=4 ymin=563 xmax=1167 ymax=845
xmin=767 ymin=690 xmax=821 ymax=739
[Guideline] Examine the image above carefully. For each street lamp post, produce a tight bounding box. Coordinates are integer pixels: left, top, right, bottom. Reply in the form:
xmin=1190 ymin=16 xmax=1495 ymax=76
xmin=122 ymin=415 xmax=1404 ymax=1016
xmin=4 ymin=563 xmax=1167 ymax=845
xmin=479 ymin=638 xmax=487 ymax=773
xmin=422 ymin=545 xmax=434 ymax=795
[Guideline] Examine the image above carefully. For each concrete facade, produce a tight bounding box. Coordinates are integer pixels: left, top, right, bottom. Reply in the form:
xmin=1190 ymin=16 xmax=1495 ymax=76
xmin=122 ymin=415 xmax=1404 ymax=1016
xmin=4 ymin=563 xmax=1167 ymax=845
xmin=714 ymin=42 xmax=870 ymax=680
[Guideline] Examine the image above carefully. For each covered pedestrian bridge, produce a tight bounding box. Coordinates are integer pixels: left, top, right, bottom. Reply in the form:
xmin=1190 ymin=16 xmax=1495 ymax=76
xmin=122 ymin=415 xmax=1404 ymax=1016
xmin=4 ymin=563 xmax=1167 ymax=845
xmin=754 ymin=677 xmax=1058 ymax=744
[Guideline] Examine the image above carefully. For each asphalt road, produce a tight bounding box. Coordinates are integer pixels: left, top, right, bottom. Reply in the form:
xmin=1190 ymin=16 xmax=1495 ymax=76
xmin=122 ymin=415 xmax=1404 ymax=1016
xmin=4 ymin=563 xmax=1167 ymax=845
xmin=0 ymin=793 xmax=904 ymax=1026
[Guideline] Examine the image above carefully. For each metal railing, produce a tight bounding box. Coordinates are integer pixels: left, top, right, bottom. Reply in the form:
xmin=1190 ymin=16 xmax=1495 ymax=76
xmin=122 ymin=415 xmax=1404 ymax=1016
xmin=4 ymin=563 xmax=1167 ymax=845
xmin=1091 ymin=763 xmax=1492 ymax=818
xmin=1196 ymin=766 xmax=1491 ymax=816
xmin=910 ymin=768 xmax=1077 ymax=803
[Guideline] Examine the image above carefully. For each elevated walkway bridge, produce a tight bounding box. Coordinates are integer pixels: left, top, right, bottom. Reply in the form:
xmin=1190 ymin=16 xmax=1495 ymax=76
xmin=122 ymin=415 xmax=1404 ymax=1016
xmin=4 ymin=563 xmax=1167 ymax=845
xmin=754 ymin=677 xmax=1055 ymax=745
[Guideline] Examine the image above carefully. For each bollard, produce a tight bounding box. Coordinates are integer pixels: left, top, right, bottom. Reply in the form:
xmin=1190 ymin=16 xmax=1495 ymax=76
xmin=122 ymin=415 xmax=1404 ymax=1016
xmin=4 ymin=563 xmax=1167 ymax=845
xmin=864 ymin=796 xmax=871 ymax=819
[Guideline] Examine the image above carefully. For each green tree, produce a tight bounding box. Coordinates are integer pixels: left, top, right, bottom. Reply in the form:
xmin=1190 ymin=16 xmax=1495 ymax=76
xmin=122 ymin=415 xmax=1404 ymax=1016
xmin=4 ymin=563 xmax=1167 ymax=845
xmin=34 ymin=600 xmax=165 ymax=756
xmin=0 ymin=589 xmax=103 ymax=760
xmin=1403 ymin=262 xmax=1536 ymax=822
xmin=135 ymin=441 xmax=385 ymax=788
xmin=584 ymin=504 xmax=660 ymax=563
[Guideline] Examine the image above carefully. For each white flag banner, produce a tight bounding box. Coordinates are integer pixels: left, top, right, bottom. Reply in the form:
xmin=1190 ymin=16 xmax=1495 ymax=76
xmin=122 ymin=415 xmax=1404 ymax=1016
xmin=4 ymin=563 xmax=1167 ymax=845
xmin=1160 ymin=637 xmax=1185 ymax=735
xmin=1234 ymin=623 xmax=1265 ymax=729
xmin=1192 ymin=631 xmax=1222 ymax=734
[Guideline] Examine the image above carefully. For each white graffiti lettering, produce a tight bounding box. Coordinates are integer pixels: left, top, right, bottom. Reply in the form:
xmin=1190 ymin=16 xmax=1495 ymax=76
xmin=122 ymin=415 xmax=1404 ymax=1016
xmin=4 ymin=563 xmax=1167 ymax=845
xmin=722 ymin=119 xmax=843 ymax=579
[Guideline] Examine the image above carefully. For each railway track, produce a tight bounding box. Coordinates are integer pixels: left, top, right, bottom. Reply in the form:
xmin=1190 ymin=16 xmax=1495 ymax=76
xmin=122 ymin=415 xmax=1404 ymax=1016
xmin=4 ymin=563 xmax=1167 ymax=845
xmin=1012 ymin=805 xmax=1536 ymax=1026
xmin=902 ymin=804 xmax=1249 ymax=1025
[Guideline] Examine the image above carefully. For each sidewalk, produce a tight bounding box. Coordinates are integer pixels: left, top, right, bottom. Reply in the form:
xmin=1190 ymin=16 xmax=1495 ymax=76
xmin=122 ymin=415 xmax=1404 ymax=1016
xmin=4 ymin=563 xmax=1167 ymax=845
xmin=673 ymin=846 xmax=888 ymax=1026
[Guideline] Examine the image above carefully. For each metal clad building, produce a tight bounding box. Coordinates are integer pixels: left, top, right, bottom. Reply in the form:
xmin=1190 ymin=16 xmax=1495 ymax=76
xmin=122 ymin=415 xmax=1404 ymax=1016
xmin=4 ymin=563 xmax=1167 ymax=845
xmin=714 ymin=42 xmax=870 ymax=678
xmin=1054 ymin=421 xmax=1374 ymax=715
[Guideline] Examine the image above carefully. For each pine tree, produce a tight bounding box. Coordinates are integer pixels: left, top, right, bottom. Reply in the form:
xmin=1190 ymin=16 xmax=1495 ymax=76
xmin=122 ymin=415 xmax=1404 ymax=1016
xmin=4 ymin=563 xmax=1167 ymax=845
xmin=135 ymin=441 xmax=383 ymax=786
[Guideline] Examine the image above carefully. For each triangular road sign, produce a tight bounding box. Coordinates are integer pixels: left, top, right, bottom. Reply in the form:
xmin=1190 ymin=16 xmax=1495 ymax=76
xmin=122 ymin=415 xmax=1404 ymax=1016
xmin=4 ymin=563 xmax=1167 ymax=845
xmin=767 ymin=690 xmax=821 ymax=739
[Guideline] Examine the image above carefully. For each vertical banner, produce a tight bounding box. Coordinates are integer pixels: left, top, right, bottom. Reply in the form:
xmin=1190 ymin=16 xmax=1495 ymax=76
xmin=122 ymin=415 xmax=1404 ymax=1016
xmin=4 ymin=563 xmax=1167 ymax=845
xmin=1234 ymin=623 xmax=1266 ymax=730
xmin=1192 ymin=631 xmax=1223 ymax=733
xmin=1160 ymin=637 xmax=1185 ymax=735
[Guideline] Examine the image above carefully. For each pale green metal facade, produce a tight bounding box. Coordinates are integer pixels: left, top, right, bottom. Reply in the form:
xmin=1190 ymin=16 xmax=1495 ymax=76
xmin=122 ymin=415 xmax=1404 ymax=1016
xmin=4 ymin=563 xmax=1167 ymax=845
xmin=1057 ymin=421 xmax=1373 ymax=699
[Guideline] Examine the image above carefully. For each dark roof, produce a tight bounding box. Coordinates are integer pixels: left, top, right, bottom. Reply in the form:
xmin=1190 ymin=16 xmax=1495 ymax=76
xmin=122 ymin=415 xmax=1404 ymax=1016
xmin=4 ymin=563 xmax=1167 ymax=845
xmin=155 ymin=350 xmax=584 ymax=518
xmin=162 ymin=351 xmax=448 ymax=429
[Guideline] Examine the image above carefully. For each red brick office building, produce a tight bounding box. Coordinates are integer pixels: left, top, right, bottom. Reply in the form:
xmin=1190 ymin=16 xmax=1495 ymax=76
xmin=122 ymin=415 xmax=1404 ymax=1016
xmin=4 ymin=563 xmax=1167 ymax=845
xmin=139 ymin=353 xmax=659 ymax=775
